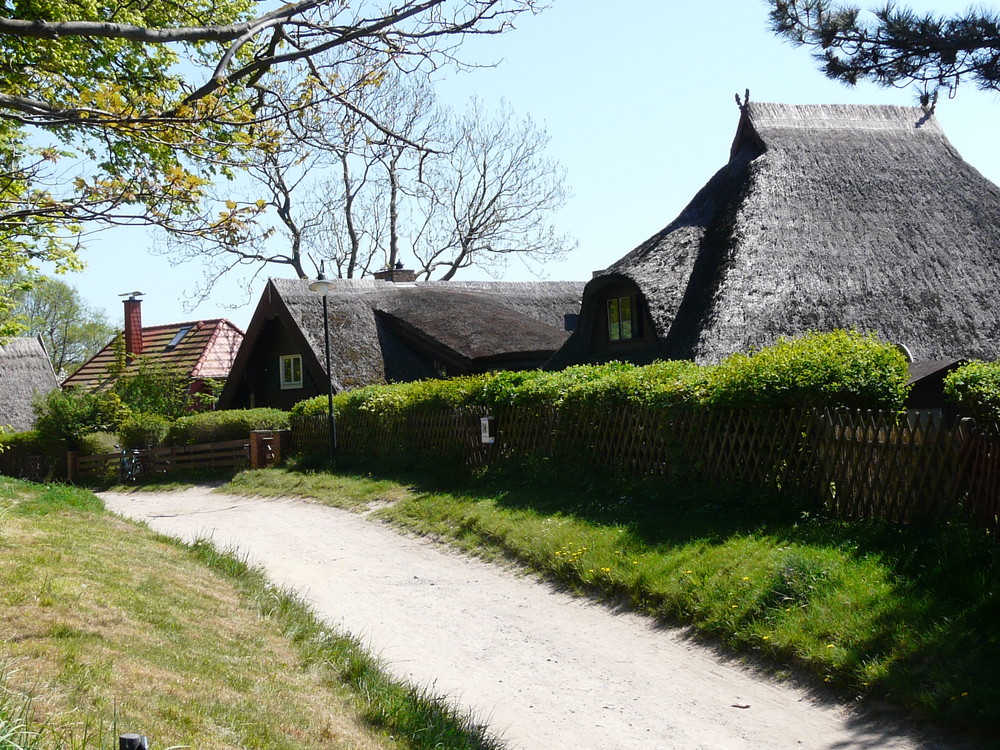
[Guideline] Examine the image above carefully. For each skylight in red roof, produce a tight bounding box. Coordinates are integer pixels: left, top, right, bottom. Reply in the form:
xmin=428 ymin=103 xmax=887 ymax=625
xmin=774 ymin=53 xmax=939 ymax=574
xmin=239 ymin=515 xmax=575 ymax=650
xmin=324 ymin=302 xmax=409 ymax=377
xmin=164 ymin=325 xmax=193 ymax=352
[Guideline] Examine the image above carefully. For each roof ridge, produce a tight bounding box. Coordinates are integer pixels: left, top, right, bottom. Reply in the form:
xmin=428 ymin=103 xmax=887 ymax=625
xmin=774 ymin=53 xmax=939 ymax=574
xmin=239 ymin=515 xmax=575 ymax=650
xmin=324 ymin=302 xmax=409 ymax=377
xmin=140 ymin=317 xmax=233 ymax=331
xmin=744 ymin=101 xmax=942 ymax=135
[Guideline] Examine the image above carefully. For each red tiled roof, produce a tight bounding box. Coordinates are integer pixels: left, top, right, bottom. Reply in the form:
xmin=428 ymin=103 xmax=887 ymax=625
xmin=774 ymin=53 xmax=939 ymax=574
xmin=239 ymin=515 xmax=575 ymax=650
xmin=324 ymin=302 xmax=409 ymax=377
xmin=62 ymin=319 xmax=244 ymax=389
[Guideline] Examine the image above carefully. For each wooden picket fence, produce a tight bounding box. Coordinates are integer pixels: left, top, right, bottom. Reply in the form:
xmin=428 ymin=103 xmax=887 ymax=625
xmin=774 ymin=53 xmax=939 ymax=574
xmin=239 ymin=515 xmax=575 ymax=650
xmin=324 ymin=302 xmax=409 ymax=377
xmin=292 ymin=405 xmax=999 ymax=534
xmin=69 ymin=439 xmax=251 ymax=483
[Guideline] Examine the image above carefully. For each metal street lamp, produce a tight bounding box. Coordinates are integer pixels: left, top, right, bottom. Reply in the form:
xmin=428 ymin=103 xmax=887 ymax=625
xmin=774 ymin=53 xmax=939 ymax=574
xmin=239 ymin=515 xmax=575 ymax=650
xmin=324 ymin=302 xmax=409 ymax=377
xmin=308 ymin=262 xmax=337 ymax=466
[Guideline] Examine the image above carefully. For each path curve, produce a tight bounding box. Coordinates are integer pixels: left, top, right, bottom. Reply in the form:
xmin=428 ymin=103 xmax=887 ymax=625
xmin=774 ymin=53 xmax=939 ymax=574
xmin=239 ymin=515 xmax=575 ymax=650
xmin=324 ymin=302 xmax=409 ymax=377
xmin=100 ymin=487 xmax=958 ymax=750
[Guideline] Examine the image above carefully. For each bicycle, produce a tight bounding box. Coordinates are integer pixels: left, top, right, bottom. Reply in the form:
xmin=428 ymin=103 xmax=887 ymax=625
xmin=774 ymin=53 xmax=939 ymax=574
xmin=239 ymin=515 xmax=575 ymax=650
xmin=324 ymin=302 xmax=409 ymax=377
xmin=117 ymin=446 xmax=145 ymax=483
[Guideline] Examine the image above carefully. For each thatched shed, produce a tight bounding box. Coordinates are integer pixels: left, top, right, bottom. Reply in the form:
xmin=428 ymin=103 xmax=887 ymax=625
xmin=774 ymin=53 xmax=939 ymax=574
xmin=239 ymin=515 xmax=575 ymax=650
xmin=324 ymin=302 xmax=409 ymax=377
xmin=217 ymin=277 xmax=584 ymax=410
xmin=0 ymin=337 xmax=59 ymax=432
xmin=547 ymin=102 xmax=1000 ymax=368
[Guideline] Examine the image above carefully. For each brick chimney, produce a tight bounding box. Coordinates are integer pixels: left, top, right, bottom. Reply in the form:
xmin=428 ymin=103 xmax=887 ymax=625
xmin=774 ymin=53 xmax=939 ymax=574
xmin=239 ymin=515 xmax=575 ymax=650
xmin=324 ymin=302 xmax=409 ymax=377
xmin=121 ymin=292 xmax=144 ymax=357
xmin=374 ymin=261 xmax=417 ymax=283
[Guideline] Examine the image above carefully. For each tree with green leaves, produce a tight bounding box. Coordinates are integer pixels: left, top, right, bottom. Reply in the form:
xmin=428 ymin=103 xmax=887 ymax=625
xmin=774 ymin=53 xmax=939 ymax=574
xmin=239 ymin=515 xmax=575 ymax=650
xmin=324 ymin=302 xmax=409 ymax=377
xmin=0 ymin=0 xmax=544 ymax=319
xmin=2 ymin=274 xmax=114 ymax=376
xmin=769 ymin=0 xmax=1000 ymax=101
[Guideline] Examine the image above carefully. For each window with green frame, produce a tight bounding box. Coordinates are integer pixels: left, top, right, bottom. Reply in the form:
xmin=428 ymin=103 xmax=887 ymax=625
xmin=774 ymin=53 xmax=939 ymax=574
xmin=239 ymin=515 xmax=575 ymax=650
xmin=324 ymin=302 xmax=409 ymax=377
xmin=607 ymin=295 xmax=642 ymax=341
xmin=279 ymin=354 xmax=303 ymax=389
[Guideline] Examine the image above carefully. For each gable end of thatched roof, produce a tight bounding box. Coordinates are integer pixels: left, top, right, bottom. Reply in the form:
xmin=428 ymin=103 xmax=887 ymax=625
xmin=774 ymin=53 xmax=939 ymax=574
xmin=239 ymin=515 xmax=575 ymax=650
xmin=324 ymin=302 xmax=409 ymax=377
xmin=552 ymin=100 xmax=1000 ymax=367
xmin=0 ymin=337 xmax=60 ymax=431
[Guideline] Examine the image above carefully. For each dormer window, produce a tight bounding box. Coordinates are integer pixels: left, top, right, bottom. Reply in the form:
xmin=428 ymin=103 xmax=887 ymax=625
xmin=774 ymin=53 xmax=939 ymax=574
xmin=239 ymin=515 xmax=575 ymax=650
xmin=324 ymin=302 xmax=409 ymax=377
xmin=607 ymin=295 xmax=642 ymax=341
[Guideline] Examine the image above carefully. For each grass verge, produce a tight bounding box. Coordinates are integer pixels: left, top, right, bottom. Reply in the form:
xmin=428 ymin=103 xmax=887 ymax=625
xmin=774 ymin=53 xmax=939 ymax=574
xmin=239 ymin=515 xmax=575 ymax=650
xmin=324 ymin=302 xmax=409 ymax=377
xmin=222 ymin=464 xmax=1000 ymax=744
xmin=0 ymin=477 xmax=504 ymax=750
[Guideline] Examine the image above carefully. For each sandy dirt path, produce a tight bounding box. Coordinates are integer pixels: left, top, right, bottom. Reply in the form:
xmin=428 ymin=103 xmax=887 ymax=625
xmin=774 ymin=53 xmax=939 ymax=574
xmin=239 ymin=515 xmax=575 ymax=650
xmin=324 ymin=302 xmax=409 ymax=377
xmin=100 ymin=487 xmax=959 ymax=750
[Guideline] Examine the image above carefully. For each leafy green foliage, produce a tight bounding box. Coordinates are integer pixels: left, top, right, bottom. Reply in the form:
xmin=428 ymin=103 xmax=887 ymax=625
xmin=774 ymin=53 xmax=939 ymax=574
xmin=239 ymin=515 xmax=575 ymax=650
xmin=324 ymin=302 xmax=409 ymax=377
xmin=32 ymin=388 xmax=125 ymax=453
xmin=78 ymin=430 xmax=117 ymax=456
xmin=943 ymin=360 xmax=1000 ymax=429
xmin=166 ymin=408 xmax=290 ymax=446
xmin=770 ymin=0 xmax=1000 ymax=100
xmin=696 ymin=330 xmax=910 ymax=410
xmin=118 ymin=412 xmax=171 ymax=450
xmin=109 ymin=357 xmax=191 ymax=419
xmin=0 ymin=0 xmax=255 ymax=323
xmin=291 ymin=330 xmax=910 ymax=420
xmin=0 ymin=1 xmax=542 ymax=324
xmin=0 ymin=429 xmax=48 ymax=479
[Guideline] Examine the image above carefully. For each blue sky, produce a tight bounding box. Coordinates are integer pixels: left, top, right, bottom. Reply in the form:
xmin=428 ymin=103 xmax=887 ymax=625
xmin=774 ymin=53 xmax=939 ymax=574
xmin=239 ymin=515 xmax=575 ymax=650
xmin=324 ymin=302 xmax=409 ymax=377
xmin=65 ymin=0 xmax=1000 ymax=331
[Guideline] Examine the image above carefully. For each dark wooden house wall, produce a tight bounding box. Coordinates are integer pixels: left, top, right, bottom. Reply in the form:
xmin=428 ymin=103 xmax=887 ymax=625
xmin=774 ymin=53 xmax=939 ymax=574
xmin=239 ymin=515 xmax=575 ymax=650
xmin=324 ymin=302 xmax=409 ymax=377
xmin=227 ymin=317 xmax=322 ymax=410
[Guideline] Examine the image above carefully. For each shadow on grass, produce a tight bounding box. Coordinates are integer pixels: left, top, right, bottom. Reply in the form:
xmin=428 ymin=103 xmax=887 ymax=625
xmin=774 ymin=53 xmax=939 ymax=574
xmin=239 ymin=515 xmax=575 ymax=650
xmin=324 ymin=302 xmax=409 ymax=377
xmin=317 ymin=454 xmax=999 ymax=747
xmin=84 ymin=467 xmax=237 ymax=492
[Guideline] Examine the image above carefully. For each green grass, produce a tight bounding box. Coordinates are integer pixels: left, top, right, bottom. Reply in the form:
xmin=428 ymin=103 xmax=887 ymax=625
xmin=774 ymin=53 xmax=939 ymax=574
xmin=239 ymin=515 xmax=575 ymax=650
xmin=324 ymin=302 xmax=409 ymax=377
xmin=0 ymin=476 xmax=506 ymax=750
xmin=220 ymin=464 xmax=1000 ymax=744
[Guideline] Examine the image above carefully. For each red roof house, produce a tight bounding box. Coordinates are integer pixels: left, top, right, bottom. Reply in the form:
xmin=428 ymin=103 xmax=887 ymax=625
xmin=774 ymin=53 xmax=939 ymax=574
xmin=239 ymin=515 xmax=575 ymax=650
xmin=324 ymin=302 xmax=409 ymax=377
xmin=62 ymin=294 xmax=244 ymax=402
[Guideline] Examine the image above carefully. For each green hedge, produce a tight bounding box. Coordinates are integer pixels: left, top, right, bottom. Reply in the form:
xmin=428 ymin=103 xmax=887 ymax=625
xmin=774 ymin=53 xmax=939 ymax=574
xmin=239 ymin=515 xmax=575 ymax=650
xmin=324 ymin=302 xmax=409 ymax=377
xmin=0 ymin=430 xmax=52 ymax=480
xmin=292 ymin=330 xmax=910 ymax=420
xmin=118 ymin=413 xmax=172 ymax=450
xmin=165 ymin=408 xmax=290 ymax=446
xmin=944 ymin=361 xmax=1000 ymax=428
xmin=694 ymin=330 xmax=910 ymax=410
xmin=78 ymin=431 xmax=118 ymax=456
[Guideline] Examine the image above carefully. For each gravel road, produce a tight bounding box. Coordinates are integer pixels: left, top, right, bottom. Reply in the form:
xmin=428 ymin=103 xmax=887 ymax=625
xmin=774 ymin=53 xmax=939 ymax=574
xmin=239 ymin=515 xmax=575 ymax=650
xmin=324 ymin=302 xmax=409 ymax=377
xmin=100 ymin=487 xmax=961 ymax=750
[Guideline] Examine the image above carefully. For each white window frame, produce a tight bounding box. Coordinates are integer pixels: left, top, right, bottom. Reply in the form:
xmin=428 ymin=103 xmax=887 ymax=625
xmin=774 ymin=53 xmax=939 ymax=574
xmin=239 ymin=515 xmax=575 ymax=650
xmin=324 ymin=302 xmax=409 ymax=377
xmin=279 ymin=354 xmax=303 ymax=390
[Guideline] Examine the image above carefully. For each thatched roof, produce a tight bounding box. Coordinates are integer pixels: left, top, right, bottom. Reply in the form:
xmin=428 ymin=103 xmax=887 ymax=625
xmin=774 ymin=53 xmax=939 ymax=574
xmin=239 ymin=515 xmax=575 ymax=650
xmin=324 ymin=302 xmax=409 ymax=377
xmin=63 ymin=318 xmax=244 ymax=390
xmin=224 ymin=277 xmax=584 ymax=398
xmin=549 ymin=102 xmax=1000 ymax=367
xmin=0 ymin=337 xmax=59 ymax=431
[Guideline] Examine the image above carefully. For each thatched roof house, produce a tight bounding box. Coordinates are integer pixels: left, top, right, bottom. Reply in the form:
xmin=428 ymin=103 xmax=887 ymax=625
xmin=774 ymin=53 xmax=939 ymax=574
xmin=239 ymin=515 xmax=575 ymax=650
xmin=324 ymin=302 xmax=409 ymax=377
xmin=0 ymin=337 xmax=59 ymax=432
xmin=217 ymin=274 xmax=584 ymax=410
xmin=547 ymin=102 xmax=1000 ymax=368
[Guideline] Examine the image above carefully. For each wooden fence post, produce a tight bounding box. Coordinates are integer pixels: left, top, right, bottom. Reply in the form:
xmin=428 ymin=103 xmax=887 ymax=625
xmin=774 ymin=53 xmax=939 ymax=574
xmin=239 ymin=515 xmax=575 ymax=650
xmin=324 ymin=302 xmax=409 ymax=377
xmin=249 ymin=431 xmax=265 ymax=469
xmin=66 ymin=451 xmax=79 ymax=483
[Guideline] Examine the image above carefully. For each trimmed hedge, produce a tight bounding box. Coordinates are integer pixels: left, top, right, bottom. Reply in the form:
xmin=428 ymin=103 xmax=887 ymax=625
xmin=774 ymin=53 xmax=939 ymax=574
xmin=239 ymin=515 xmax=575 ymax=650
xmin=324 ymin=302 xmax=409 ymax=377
xmin=943 ymin=361 xmax=1000 ymax=429
xmin=119 ymin=412 xmax=172 ymax=450
xmin=79 ymin=431 xmax=118 ymax=456
xmin=291 ymin=331 xmax=911 ymax=421
xmin=165 ymin=408 xmax=290 ymax=446
xmin=0 ymin=430 xmax=51 ymax=480
xmin=693 ymin=330 xmax=910 ymax=410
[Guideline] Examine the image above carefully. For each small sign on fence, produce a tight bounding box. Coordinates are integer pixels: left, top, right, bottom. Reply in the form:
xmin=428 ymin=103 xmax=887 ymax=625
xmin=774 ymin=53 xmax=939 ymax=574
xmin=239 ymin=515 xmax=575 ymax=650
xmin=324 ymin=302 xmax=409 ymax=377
xmin=480 ymin=416 xmax=496 ymax=445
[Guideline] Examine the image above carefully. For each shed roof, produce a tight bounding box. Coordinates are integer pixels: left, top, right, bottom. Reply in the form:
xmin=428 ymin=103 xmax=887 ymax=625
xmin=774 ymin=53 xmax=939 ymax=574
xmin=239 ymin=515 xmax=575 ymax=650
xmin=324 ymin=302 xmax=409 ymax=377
xmin=551 ymin=102 xmax=1000 ymax=366
xmin=0 ymin=337 xmax=60 ymax=431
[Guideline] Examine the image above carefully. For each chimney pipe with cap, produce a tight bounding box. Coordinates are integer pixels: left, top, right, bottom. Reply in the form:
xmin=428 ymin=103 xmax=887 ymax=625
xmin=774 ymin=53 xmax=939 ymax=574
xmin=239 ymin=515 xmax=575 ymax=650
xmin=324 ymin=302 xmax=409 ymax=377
xmin=120 ymin=291 xmax=144 ymax=358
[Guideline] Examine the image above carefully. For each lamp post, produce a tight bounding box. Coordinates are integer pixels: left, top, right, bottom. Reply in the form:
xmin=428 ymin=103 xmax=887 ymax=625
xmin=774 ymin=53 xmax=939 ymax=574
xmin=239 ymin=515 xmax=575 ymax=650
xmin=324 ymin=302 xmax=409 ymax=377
xmin=308 ymin=263 xmax=337 ymax=466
